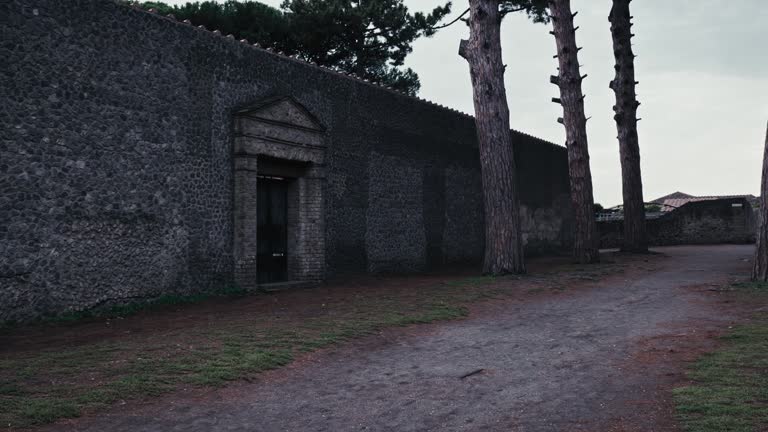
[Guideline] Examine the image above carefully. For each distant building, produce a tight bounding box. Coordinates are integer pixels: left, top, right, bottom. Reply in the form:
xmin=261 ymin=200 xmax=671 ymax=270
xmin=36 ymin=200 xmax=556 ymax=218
xmin=650 ymin=191 xmax=758 ymax=213
xmin=598 ymin=193 xmax=757 ymax=248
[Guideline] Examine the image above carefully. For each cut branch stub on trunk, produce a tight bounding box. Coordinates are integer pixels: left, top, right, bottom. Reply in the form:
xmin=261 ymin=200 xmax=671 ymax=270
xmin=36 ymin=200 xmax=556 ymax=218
xmin=458 ymin=0 xmax=526 ymax=275
xmin=548 ymin=0 xmax=600 ymax=264
xmin=609 ymin=0 xmax=647 ymax=253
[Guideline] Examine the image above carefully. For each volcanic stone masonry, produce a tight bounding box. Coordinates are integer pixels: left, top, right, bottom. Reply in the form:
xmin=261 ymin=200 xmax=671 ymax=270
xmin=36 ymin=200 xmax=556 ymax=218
xmin=598 ymin=198 xmax=756 ymax=248
xmin=0 ymin=0 xmax=574 ymax=322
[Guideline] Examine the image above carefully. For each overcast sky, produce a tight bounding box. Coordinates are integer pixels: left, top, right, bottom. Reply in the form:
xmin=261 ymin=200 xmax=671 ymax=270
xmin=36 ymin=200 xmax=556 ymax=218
xmin=165 ymin=0 xmax=767 ymax=206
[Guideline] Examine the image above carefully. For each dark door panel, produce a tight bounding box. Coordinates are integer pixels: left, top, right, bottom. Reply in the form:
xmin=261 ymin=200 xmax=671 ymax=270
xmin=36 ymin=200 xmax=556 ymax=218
xmin=257 ymin=177 xmax=288 ymax=283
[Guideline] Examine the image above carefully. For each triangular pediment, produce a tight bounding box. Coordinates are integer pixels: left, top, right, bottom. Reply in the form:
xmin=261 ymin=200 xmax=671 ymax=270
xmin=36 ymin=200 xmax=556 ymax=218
xmin=237 ymin=97 xmax=325 ymax=132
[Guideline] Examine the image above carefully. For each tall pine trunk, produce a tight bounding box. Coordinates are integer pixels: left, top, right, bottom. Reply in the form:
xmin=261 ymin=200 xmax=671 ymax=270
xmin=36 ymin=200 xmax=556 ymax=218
xmin=549 ymin=0 xmax=600 ymax=264
xmin=609 ymin=0 xmax=647 ymax=253
xmin=459 ymin=0 xmax=526 ymax=275
xmin=753 ymin=121 xmax=768 ymax=281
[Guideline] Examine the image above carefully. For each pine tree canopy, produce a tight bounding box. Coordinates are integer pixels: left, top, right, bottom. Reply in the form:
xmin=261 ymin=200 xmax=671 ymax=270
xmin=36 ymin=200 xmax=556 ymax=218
xmin=133 ymin=0 xmax=452 ymax=95
xmin=500 ymin=0 xmax=550 ymax=22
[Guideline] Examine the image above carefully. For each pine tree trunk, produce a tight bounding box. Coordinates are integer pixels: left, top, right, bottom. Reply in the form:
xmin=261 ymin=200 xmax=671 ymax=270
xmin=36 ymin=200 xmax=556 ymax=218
xmin=549 ymin=0 xmax=600 ymax=264
xmin=753 ymin=121 xmax=768 ymax=282
xmin=609 ymin=0 xmax=647 ymax=253
xmin=459 ymin=0 xmax=526 ymax=275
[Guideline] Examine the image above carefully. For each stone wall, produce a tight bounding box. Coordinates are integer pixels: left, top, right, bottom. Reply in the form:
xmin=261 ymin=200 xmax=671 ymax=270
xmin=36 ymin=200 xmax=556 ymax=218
xmin=598 ymin=198 xmax=756 ymax=248
xmin=1 ymin=0 xmax=572 ymax=321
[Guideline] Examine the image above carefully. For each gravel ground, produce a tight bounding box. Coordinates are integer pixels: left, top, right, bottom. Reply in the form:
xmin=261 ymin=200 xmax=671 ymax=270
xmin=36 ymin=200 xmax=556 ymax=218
xmin=53 ymin=245 xmax=755 ymax=432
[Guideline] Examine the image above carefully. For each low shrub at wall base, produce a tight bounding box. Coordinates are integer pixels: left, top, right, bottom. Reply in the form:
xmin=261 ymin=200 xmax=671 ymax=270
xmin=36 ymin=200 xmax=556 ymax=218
xmin=0 ymin=285 xmax=248 ymax=329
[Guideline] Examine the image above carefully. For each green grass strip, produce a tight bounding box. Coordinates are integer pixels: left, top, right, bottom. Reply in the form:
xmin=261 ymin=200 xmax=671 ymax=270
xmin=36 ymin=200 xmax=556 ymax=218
xmin=673 ymin=283 xmax=768 ymax=432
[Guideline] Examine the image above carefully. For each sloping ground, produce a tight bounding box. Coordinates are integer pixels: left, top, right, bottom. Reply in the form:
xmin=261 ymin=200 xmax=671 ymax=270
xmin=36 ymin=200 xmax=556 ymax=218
xmin=0 ymin=253 xmax=651 ymax=430
xmin=3 ymin=245 xmax=761 ymax=431
xmin=673 ymin=284 xmax=768 ymax=432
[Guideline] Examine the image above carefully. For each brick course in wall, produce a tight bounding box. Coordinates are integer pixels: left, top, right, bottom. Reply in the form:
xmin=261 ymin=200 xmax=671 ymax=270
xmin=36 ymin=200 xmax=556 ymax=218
xmin=1 ymin=0 xmax=573 ymax=321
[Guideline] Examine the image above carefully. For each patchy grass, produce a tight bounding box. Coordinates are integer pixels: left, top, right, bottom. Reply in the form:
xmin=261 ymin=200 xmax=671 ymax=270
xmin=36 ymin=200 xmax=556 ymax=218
xmin=673 ymin=282 xmax=768 ymax=432
xmin=0 ymin=258 xmax=635 ymax=429
xmin=731 ymin=281 xmax=768 ymax=292
xmin=444 ymin=275 xmax=498 ymax=288
xmin=0 ymin=300 xmax=465 ymax=428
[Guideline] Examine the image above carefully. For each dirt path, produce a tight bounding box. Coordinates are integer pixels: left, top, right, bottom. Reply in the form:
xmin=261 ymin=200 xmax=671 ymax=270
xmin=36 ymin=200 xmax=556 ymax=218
xmin=52 ymin=245 xmax=755 ymax=432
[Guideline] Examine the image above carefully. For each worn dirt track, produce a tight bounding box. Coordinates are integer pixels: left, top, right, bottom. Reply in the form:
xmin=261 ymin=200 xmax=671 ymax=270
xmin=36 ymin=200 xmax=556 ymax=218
xmin=53 ymin=245 xmax=756 ymax=432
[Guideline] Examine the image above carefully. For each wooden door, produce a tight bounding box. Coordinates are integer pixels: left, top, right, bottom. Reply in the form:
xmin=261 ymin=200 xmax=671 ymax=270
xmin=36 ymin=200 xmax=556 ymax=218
xmin=257 ymin=177 xmax=288 ymax=283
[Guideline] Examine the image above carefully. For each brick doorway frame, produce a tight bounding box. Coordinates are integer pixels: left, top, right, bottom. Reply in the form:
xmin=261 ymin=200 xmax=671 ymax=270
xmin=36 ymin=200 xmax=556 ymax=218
xmin=232 ymin=97 xmax=326 ymax=290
